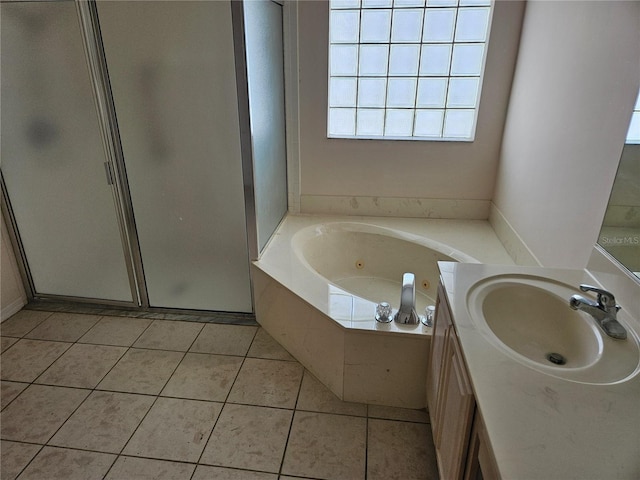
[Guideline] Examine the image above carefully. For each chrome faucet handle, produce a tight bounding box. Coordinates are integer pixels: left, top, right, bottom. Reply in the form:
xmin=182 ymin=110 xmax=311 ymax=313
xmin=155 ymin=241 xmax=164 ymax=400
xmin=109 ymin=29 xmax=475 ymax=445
xmin=578 ymin=285 xmax=620 ymax=312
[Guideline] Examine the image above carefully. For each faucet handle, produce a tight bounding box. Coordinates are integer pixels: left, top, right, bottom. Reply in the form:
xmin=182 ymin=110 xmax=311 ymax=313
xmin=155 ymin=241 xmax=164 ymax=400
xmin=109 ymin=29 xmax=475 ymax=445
xmin=579 ymin=285 xmax=620 ymax=311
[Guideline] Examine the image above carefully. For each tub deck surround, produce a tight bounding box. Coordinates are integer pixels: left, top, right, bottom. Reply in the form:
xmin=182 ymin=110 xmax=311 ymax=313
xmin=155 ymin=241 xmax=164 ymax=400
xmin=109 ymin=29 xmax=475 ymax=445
xmin=252 ymin=214 xmax=514 ymax=408
xmin=439 ymin=262 xmax=640 ymax=479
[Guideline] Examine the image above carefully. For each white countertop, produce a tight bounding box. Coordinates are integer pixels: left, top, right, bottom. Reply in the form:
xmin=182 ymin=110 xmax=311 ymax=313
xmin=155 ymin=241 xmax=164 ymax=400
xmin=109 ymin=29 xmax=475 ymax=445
xmin=439 ymin=262 xmax=640 ymax=480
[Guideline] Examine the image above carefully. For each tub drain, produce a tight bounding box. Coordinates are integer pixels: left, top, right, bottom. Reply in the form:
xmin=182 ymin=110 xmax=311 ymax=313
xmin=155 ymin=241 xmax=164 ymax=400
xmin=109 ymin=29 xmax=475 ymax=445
xmin=546 ymin=352 xmax=566 ymax=365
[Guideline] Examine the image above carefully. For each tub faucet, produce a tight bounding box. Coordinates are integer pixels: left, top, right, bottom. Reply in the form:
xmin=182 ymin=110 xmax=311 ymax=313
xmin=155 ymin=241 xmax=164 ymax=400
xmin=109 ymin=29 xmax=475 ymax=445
xmin=394 ymin=273 xmax=420 ymax=325
xmin=569 ymin=284 xmax=626 ymax=340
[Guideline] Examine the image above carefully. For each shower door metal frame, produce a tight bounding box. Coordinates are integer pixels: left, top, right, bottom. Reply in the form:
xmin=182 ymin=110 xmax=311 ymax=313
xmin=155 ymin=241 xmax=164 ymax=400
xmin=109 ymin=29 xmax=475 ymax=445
xmin=75 ymin=0 xmax=149 ymax=308
xmin=230 ymin=0 xmax=259 ymax=262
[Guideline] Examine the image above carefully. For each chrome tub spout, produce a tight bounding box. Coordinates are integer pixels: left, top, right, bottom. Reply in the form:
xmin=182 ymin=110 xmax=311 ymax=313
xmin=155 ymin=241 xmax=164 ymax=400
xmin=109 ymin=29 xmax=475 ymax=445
xmin=394 ymin=273 xmax=420 ymax=325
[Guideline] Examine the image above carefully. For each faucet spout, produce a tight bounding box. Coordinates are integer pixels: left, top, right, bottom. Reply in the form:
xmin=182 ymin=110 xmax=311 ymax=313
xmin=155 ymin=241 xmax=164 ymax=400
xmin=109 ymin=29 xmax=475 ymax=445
xmin=394 ymin=273 xmax=420 ymax=325
xmin=569 ymin=285 xmax=626 ymax=340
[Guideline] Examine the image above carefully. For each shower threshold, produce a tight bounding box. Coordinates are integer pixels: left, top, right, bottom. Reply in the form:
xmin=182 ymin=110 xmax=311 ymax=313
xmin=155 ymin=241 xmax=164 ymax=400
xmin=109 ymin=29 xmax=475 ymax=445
xmin=23 ymin=299 xmax=257 ymax=326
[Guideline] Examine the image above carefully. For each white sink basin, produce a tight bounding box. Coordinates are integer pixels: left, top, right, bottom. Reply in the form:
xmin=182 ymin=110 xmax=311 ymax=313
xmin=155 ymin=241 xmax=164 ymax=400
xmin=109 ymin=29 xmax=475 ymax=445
xmin=466 ymin=275 xmax=640 ymax=384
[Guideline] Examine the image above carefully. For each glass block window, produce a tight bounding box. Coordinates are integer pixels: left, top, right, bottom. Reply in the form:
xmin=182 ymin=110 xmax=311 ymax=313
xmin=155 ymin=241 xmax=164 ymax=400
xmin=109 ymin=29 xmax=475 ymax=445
xmin=328 ymin=0 xmax=493 ymax=141
xmin=626 ymin=89 xmax=640 ymax=144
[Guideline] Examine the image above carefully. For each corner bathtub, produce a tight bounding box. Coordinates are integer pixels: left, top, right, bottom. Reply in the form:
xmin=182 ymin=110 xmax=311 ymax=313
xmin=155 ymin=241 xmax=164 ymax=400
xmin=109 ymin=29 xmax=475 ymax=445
xmin=252 ymin=214 xmax=512 ymax=408
xmin=292 ymin=222 xmax=478 ymax=321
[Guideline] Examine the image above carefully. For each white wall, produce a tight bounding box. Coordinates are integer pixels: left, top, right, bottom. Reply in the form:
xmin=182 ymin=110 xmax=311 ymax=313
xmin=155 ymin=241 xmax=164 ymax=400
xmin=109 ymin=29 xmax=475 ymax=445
xmin=295 ymin=1 xmax=525 ymax=214
xmin=1 ymin=214 xmax=26 ymax=321
xmin=493 ymin=0 xmax=640 ymax=269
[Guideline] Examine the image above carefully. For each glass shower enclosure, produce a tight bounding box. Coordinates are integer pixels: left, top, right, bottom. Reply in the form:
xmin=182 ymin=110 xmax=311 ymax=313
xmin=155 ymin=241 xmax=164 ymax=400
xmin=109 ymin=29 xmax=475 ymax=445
xmin=0 ymin=0 xmax=288 ymax=315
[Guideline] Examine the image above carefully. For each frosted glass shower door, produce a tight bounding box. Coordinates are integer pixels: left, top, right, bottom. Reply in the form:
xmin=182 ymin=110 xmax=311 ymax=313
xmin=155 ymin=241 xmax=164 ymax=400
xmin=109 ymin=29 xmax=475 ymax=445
xmin=0 ymin=2 xmax=133 ymax=302
xmin=244 ymin=0 xmax=288 ymax=253
xmin=97 ymin=1 xmax=253 ymax=312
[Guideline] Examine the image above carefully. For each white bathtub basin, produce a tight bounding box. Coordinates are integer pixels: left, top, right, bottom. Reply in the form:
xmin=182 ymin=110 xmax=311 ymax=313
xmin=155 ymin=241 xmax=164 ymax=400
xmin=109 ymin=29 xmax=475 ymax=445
xmin=292 ymin=222 xmax=478 ymax=315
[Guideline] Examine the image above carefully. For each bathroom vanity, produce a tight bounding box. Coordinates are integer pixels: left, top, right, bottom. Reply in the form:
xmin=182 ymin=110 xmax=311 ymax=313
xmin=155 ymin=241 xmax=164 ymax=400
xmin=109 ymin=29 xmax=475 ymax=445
xmin=428 ymin=281 xmax=495 ymax=480
xmin=428 ymin=262 xmax=640 ymax=479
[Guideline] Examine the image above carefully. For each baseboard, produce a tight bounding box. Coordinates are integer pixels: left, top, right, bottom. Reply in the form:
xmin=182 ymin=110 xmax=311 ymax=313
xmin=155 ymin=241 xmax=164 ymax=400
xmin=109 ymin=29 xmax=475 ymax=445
xmin=1 ymin=297 xmax=26 ymax=323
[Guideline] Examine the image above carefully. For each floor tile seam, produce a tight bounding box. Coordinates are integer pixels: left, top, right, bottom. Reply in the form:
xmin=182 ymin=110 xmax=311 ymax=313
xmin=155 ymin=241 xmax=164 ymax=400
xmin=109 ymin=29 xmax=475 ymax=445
xmin=74 ymin=340 xmax=137 ymax=348
xmin=21 ymin=384 xmax=94 ymax=449
xmin=245 ymin=354 xmax=299 ymax=362
xmin=103 ymin=452 xmax=253 ymax=480
xmin=1 ymin=340 xmax=75 ymax=386
xmin=155 ymin=349 xmax=189 ymax=398
xmin=132 ymin=319 xmax=206 ymax=352
xmin=192 ymin=354 xmax=248 ymax=466
xmin=188 ymin=322 xmax=258 ymax=358
xmin=120 ymin=345 xmax=200 ymax=354
xmin=41 ymin=441 xmax=122 ymax=458
xmin=187 ymin=348 xmax=247 ymax=357
xmin=89 ymin=387 xmax=158 ymax=398
xmin=4 ymin=336 xmax=74 ymax=347
xmin=8 ymin=440 xmax=47 ymax=480
xmin=222 ymin=399 xmax=297 ymax=413
xmin=366 ymin=416 xmax=431 ymax=425
xmin=244 ymin=325 xmax=261 ymax=359
xmin=0 ymin=380 xmax=31 ymax=412
xmin=31 ymin=341 xmax=130 ymax=391
xmin=27 ymin=348 xmax=148 ymax=458
xmin=104 ymin=451 xmax=297 ymax=473
xmin=155 ymin=392 xmax=230 ymax=403
xmin=77 ymin=312 xmax=155 ymax=347
xmin=220 ymin=340 xmax=250 ymax=404
xmin=195 ymin=458 xmax=290 ymax=475
xmin=36 ymin=339 xmax=128 ymax=389
xmin=0 ymin=310 xmax=53 ymax=339
xmin=0 ymin=438 xmax=47 ymax=447
xmin=242 ymin=355 xmax=305 ymax=365
xmin=192 ymin=331 xmax=275 ymax=469
xmin=84 ymin=339 xmax=157 ymax=394
xmin=0 ymin=334 xmax=21 ymax=341
xmin=21 ymin=443 xmax=120 ymax=480
xmin=114 ymin=349 xmax=190 ymax=460
xmin=278 ymin=365 xmax=306 ymax=478
xmin=111 ymin=392 xmax=164 ymax=460
xmin=23 ymin=314 xmax=105 ymax=344
xmin=292 ymin=407 xmax=368 ymax=418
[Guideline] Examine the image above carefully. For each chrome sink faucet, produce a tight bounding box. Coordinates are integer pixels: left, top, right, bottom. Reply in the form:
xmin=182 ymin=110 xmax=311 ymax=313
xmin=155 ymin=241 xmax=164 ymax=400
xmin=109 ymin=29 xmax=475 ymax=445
xmin=394 ymin=273 xmax=420 ymax=325
xmin=569 ymin=284 xmax=627 ymax=340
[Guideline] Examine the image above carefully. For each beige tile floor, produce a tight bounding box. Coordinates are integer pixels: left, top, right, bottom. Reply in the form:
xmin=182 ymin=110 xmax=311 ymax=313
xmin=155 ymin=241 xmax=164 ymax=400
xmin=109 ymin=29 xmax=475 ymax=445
xmin=1 ymin=309 xmax=439 ymax=480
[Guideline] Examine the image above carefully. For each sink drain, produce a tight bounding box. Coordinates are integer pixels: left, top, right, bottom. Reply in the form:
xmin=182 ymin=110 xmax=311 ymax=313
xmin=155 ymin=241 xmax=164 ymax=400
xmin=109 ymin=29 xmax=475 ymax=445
xmin=546 ymin=352 xmax=566 ymax=365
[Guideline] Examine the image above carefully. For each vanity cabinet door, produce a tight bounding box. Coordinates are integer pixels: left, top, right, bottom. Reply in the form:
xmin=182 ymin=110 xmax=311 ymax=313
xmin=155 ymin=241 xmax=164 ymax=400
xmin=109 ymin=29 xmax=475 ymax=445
xmin=427 ymin=282 xmax=452 ymax=426
xmin=465 ymin=413 xmax=501 ymax=480
xmin=436 ymin=330 xmax=476 ymax=480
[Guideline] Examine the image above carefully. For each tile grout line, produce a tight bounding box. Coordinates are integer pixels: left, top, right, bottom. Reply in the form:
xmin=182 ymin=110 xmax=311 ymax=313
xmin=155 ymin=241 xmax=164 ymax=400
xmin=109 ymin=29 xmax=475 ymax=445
xmin=4 ymin=314 xmax=155 ymax=479
xmin=5 ymin=315 xmax=262 ymax=477
xmin=0 ymin=310 xmax=54 ymax=339
xmin=94 ymin=318 xmax=166 ymax=480
xmin=190 ymin=326 xmax=259 ymax=475
xmin=277 ymin=364 xmax=306 ymax=478
xmin=107 ymin=320 xmax=208 ymax=474
xmin=19 ymin=314 xmax=154 ymax=479
xmin=0 ymin=314 xmax=83 ymax=427
xmin=4 ymin=314 xmax=433 ymax=478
